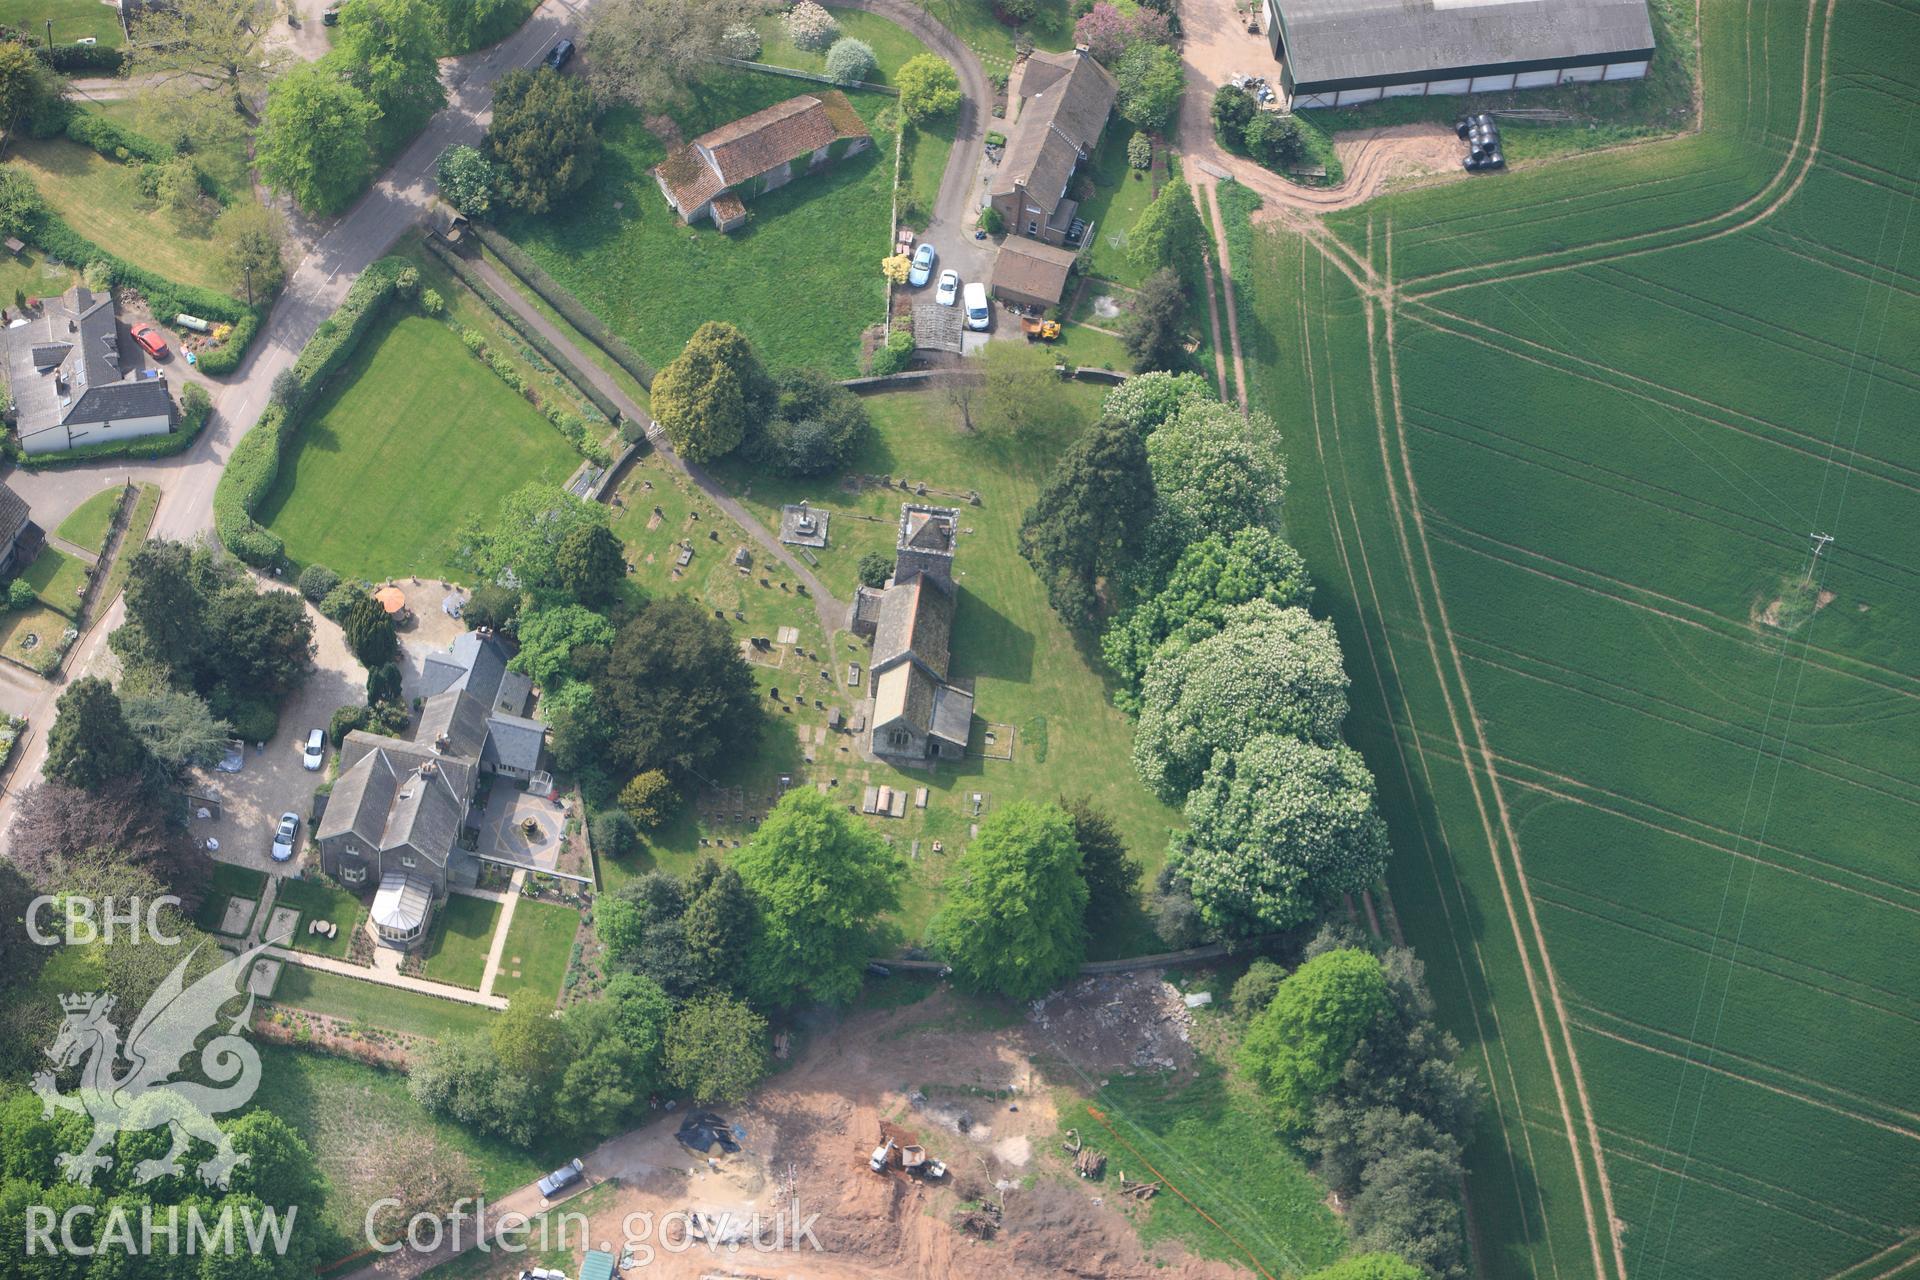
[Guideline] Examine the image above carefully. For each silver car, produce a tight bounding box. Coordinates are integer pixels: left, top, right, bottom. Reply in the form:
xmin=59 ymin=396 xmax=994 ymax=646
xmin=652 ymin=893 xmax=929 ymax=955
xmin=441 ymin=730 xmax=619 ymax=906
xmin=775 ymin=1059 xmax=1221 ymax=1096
xmin=302 ymin=728 xmax=326 ymax=771
xmin=270 ymin=812 xmax=301 ymax=862
xmin=935 ymin=269 xmax=960 ymax=306
xmin=908 ymin=243 xmax=936 ymax=287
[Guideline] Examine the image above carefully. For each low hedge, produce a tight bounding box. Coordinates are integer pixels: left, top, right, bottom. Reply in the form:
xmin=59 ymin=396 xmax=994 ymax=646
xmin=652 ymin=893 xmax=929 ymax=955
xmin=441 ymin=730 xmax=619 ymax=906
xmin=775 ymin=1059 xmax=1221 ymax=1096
xmin=422 ymin=237 xmax=625 ymax=426
xmin=474 ymin=226 xmax=655 ymax=388
xmin=39 ymin=43 xmax=126 ymax=74
xmin=213 ymin=259 xmax=410 ymax=571
xmin=27 ymin=207 xmax=262 ymax=374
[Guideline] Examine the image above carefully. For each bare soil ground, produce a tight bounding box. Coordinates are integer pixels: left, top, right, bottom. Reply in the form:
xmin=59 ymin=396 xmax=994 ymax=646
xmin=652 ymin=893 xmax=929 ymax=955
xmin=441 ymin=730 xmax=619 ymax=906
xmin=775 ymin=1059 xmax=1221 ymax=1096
xmin=443 ymin=978 xmax=1233 ymax=1280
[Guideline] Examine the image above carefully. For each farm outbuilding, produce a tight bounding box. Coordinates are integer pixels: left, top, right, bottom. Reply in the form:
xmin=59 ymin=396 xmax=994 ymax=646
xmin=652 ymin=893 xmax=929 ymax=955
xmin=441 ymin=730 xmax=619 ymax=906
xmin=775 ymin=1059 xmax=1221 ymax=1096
xmin=1261 ymin=0 xmax=1655 ymax=109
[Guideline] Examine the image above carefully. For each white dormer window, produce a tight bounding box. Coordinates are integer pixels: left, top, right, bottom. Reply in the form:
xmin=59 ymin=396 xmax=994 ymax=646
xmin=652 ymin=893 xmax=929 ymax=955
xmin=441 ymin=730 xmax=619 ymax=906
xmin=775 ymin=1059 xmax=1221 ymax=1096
xmin=340 ymin=865 xmax=366 ymax=885
xmin=399 ymin=855 xmax=416 ymax=869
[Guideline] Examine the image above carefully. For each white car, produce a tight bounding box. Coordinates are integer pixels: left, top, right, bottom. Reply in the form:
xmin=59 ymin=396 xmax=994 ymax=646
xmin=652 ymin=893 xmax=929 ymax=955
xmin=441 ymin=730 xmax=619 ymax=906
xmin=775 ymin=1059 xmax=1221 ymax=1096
xmin=908 ymin=243 xmax=936 ymax=288
xmin=963 ymin=282 xmax=990 ymax=331
xmin=302 ymin=728 xmax=326 ymax=771
xmin=270 ymin=812 xmax=301 ymax=863
xmin=935 ymin=269 xmax=960 ymax=307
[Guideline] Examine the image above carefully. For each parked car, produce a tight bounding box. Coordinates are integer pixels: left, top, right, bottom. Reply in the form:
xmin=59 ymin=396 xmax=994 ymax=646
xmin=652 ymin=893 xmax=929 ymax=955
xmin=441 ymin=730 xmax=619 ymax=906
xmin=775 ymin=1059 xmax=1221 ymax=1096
xmin=963 ymin=282 xmax=990 ymax=331
xmin=538 ymin=1158 xmax=585 ymax=1198
xmin=302 ymin=728 xmax=326 ymax=771
xmin=270 ymin=812 xmax=300 ymax=863
xmin=545 ymin=38 xmax=574 ymax=70
xmin=908 ymin=243 xmax=936 ymax=288
xmin=130 ymin=322 xmax=167 ymax=358
xmin=321 ymin=5 xmax=339 ymax=23
xmin=935 ymin=269 xmax=959 ymax=307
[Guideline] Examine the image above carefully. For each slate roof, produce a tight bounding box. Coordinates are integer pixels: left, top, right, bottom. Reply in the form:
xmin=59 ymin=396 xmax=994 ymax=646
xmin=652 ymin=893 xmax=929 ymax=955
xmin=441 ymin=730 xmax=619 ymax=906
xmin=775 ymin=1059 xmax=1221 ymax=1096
xmin=418 ymin=688 xmax=491 ymax=764
xmin=872 ymin=574 xmax=953 ymax=678
xmin=992 ymin=49 xmax=1116 ymax=217
xmin=0 ymin=483 xmax=30 ymax=548
xmin=1275 ymin=0 xmax=1655 ymax=88
xmin=480 ymin=711 xmax=546 ymax=776
xmin=902 ymin=506 xmax=954 ymax=551
xmin=872 ymin=663 xmax=931 ymax=733
xmin=991 ymin=238 xmax=1080 ymax=306
xmin=421 ymin=631 xmax=531 ymax=716
xmin=317 ymin=750 xmax=462 ymax=869
xmin=3 ymin=286 xmax=172 ymax=446
xmin=654 ymin=92 xmax=871 ymax=214
xmin=929 ymin=681 xmax=973 ymax=747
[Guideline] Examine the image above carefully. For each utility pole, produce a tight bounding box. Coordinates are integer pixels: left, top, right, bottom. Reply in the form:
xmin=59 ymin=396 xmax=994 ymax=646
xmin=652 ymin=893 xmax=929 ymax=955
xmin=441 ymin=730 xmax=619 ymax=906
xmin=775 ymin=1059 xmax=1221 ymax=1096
xmin=1807 ymin=532 xmax=1834 ymax=582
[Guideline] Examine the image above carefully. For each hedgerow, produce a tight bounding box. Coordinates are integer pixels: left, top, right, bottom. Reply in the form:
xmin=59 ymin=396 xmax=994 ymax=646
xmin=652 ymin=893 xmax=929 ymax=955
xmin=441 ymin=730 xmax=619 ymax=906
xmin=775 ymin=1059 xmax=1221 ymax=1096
xmin=473 ymin=226 xmax=655 ymax=387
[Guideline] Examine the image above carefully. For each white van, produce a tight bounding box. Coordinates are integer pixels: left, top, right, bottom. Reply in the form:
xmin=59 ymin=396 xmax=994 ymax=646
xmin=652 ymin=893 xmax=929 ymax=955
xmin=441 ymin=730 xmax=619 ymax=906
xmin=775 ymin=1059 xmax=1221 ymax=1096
xmin=963 ymin=282 xmax=990 ymax=332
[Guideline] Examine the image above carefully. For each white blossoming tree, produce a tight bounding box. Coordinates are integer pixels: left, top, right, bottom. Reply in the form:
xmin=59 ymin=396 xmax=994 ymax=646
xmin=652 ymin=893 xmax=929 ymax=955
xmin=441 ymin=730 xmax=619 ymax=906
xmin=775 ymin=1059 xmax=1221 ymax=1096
xmin=1174 ymin=734 xmax=1392 ymax=939
xmin=1145 ymin=399 xmax=1288 ymax=545
xmin=784 ymin=1 xmax=838 ymax=52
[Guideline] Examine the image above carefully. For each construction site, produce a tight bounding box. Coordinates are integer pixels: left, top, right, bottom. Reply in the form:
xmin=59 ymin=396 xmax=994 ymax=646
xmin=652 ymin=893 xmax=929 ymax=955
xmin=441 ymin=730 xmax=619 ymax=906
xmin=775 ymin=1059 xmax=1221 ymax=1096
xmin=468 ymin=972 xmax=1242 ymax=1280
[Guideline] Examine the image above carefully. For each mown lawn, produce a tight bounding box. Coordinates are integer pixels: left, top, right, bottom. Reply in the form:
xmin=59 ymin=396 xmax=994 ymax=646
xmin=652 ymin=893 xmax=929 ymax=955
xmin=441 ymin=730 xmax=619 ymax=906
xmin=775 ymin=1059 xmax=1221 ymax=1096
xmin=95 ymin=483 xmax=160 ymax=610
xmin=418 ymin=893 xmax=504 ymax=990
xmin=22 ymin=546 xmax=92 ymax=617
xmin=193 ymin=861 xmax=269 ymax=936
xmin=0 ymin=605 xmax=70 ymax=674
xmin=271 ymin=877 xmax=368 ymax=957
xmin=258 ymin=309 xmax=581 ymax=581
xmin=247 ymin=1045 xmax=568 ymax=1250
xmin=10 ymin=139 xmax=229 ymax=293
xmin=488 ymin=899 xmax=577 ymax=1005
xmin=0 ymin=0 xmax=122 ymax=45
xmin=53 ymin=484 xmax=125 ymax=556
xmin=906 ymin=0 xmax=1071 ymax=66
xmin=752 ymin=5 xmax=932 ymax=83
xmin=500 ymin=68 xmax=897 ymax=376
xmin=267 ymin=965 xmax=498 ymax=1040
xmin=1073 ymin=124 xmax=1159 ymax=288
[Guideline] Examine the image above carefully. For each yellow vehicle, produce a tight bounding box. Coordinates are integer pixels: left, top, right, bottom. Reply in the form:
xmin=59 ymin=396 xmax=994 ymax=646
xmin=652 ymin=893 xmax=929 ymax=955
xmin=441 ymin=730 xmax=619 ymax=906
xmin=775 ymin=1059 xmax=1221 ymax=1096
xmin=1021 ymin=317 xmax=1061 ymax=342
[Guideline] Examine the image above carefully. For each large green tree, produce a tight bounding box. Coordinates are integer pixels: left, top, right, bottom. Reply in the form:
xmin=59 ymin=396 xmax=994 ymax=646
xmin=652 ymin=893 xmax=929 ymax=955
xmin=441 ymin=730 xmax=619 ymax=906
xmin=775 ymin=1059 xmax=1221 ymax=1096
xmin=335 ymin=0 xmax=446 ymax=150
xmin=119 ymin=685 xmax=231 ymax=776
xmin=0 ymin=41 xmax=62 ymax=155
xmin=1133 ymin=600 xmax=1349 ymax=799
xmin=258 ymin=63 xmax=380 ymax=215
xmin=1119 ymin=266 xmax=1189 ymax=372
xmin=1173 ymin=733 xmax=1391 ymax=937
xmin=1063 ymin=796 xmax=1141 ymax=934
xmin=1103 ymin=525 xmax=1312 ymax=708
xmin=1127 ymin=177 xmax=1205 ymax=280
xmin=1113 ymin=42 xmax=1183 ymax=131
xmin=45 ymin=678 xmax=146 ymax=791
xmin=456 ymin=482 xmax=612 ymax=598
xmin=930 ymin=801 xmax=1088 ymax=999
xmin=896 ymin=53 xmax=961 ymax=122
xmin=553 ymin=522 xmax=626 ymax=606
xmin=1102 ymin=369 xmax=1213 ymax=434
xmin=435 ymin=143 xmax=495 ymax=215
xmin=341 ymin=592 xmax=399 ymax=668
xmin=665 ymin=993 xmax=769 ymax=1104
xmin=582 ymin=0 xmax=762 ymax=109
xmin=682 ymin=858 xmax=755 ymax=991
xmin=484 ymin=67 xmax=599 ymax=214
xmin=509 ymin=604 xmax=615 ymax=686
xmin=213 ymin=203 xmax=287 ymax=304
xmin=651 ymin=322 xmax=775 ymax=463
xmin=1239 ymin=947 xmax=1390 ymax=1131
xmin=591 ymin=595 xmax=760 ymax=782
xmin=734 ymin=789 xmax=905 ymax=1006
xmin=1018 ymin=414 xmax=1156 ymax=630
xmin=125 ymin=0 xmax=288 ymax=118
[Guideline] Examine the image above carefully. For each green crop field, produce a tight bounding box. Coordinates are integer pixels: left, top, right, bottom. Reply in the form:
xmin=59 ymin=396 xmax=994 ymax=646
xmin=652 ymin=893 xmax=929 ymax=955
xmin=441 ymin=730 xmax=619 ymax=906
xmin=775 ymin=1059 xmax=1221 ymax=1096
xmin=1227 ymin=2 xmax=1920 ymax=1278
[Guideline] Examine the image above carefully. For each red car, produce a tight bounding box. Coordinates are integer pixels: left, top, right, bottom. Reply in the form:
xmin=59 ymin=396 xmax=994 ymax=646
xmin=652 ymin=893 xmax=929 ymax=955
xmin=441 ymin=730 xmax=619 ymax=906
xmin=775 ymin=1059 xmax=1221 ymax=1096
xmin=130 ymin=322 xmax=167 ymax=358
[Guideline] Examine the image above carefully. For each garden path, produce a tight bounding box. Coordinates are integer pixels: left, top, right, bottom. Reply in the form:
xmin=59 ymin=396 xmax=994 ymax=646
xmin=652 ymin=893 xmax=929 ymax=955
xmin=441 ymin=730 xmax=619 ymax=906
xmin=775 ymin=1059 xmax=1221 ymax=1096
xmin=476 ymin=867 xmax=525 ymax=1000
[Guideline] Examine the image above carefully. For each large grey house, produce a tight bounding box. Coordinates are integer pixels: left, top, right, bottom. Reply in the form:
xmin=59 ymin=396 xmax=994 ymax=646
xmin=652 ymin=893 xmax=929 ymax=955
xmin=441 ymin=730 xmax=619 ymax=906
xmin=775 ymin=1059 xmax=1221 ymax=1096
xmin=315 ymin=631 xmax=545 ymax=949
xmin=3 ymin=286 xmax=174 ymax=456
xmin=1262 ymin=0 xmax=1655 ymax=109
xmin=851 ymin=505 xmax=973 ymax=762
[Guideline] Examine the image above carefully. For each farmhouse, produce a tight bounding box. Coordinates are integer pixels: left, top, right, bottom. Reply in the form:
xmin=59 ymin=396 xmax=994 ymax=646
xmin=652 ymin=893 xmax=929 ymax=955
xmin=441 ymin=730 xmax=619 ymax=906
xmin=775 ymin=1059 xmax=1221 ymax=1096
xmin=1261 ymin=0 xmax=1655 ymax=109
xmin=851 ymin=504 xmax=974 ymax=762
xmin=653 ymin=92 xmax=873 ymax=231
xmin=2 ymin=285 xmax=173 ymax=457
xmin=316 ymin=632 xmax=545 ymax=949
xmin=989 ymin=47 xmax=1116 ymax=248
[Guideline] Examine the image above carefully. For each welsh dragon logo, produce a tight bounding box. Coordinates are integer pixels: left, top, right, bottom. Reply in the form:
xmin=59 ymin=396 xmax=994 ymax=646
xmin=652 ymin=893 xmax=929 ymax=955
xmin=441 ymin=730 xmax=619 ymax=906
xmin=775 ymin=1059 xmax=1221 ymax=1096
xmin=33 ymin=939 xmax=277 ymax=1189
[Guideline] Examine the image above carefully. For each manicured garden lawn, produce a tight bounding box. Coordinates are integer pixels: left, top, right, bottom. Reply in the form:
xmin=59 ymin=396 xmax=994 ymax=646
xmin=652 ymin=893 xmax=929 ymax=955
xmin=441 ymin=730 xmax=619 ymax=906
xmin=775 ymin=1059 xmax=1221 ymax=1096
xmin=272 ymin=876 xmax=368 ymax=958
xmin=95 ymin=483 xmax=160 ymax=610
xmin=247 ymin=1045 xmax=567 ymax=1248
xmin=53 ymin=484 xmax=126 ymax=556
xmin=418 ymin=893 xmax=504 ymax=990
xmin=1073 ymin=125 xmax=1159 ymax=288
xmin=193 ymin=861 xmax=269 ymax=936
xmin=751 ymin=6 xmax=931 ymax=83
xmin=21 ymin=546 xmax=92 ymax=617
xmin=258 ymin=310 xmax=581 ymax=581
xmin=267 ymin=965 xmax=499 ymax=1040
xmin=500 ymin=68 xmax=897 ymax=376
xmin=10 ymin=139 xmax=229 ymax=294
xmin=899 ymin=119 xmax=955 ymax=233
xmin=0 ymin=0 xmax=123 ymax=45
xmin=0 ymin=246 xmax=73 ymax=310
xmin=488 ymin=899 xmax=577 ymax=1004
xmin=0 ymin=605 xmax=71 ymax=674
